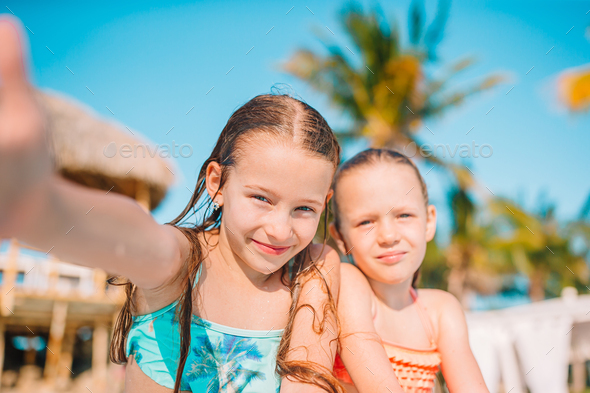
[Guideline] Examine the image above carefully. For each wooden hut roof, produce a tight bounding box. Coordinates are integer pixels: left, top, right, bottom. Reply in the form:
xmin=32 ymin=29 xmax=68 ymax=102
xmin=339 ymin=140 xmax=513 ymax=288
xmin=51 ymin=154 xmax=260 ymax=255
xmin=34 ymin=89 xmax=177 ymax=210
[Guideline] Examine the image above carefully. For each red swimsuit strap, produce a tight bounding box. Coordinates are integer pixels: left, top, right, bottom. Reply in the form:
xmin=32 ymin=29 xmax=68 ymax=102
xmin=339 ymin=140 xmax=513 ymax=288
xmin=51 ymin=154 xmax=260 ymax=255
xmin=410 ymin=287 xmax=437 ymax=347
xmin=372 ymin=287 xmax=437 ymax=349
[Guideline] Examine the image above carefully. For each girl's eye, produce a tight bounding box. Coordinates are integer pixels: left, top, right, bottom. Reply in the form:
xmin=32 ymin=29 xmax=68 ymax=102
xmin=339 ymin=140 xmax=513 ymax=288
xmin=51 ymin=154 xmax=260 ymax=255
xmin=399 ymin=213 xmax=411 ymax=219
xmin=253 ymin=195 xmax=269 ymax=203
xmin=358 ymin=220 xmax=371 ymax=226
xmin=296 ymin=206 xmax=314 ymax=212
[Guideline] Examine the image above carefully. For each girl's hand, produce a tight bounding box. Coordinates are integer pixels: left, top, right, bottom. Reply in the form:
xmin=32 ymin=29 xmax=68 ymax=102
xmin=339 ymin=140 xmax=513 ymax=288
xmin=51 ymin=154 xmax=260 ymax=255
xmin=0 ymin=15 xmax=54 ymax=228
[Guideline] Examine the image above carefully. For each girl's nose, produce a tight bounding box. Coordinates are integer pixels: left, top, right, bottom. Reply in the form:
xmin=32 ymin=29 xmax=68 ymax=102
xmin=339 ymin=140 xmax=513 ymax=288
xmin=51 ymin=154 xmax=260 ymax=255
xmin=376 ymin=223 xmax=401 ymax=247
xmin=265 ymin=211 xmax=293 ymax=243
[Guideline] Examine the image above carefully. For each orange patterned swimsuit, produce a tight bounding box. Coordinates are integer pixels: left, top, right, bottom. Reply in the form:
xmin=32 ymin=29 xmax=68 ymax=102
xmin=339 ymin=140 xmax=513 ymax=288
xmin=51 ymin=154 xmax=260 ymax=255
xmin=333 ymin=288 xmax=441 ymax=393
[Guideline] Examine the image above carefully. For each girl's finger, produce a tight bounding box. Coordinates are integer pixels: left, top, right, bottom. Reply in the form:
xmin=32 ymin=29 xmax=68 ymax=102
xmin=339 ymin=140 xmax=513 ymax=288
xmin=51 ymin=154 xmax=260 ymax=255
xmin=0 ymin=15 xmax=31 ymax=92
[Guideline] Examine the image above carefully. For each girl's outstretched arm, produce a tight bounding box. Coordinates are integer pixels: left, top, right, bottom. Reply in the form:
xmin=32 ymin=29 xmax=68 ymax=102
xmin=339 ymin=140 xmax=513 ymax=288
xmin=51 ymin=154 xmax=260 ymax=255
xmin=435 ymin=291 xmax=489 ymax=393
xmin=337 ymin=263 xmax=404 ymax=393
xmin=0 ymin=16 xmax=182 ymax=290
xmin=280 ymin=244 xmax=341 ymax=393
xmin=5 ymin=175 xmax=183 ymax=290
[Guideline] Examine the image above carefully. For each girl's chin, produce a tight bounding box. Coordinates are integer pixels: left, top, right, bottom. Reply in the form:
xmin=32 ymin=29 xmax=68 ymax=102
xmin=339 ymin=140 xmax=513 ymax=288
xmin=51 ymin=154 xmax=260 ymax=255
xmin=242 ymin=253 xmax=293 ymax=274
xmin=363 ymin=265 xmax=417 ymax=285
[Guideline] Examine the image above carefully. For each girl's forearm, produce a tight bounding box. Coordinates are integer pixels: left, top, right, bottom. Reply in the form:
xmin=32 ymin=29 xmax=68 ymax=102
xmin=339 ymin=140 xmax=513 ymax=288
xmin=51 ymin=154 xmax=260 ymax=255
xmin=2 ymin=173 xmax=181 ymax=289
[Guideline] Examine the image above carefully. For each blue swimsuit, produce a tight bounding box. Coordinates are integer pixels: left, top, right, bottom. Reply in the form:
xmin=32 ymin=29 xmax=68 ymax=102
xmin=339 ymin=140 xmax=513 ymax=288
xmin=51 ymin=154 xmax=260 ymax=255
xmin=125 ymin=264 xmax=284 ymax=392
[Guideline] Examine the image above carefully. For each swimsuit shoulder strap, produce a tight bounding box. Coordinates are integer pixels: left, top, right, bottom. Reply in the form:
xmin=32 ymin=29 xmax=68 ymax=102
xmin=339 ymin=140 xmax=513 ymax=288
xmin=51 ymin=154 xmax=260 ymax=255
xmin=371 ymin=290 xmax=379 ymax=321
xmin=410 ymin=287 xmax=437 ymax=347
xmin=191 ymin=262 xmax=203 ymax=289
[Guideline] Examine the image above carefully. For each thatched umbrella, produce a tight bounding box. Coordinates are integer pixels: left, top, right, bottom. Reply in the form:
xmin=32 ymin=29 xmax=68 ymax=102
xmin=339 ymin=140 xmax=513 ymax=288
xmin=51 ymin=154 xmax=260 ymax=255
xmin=33 ymin=89 xmax=177 ymax=211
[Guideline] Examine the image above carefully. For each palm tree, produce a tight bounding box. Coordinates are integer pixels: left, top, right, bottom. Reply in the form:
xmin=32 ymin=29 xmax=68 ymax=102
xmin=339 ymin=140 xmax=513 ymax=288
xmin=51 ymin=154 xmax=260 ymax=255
xmin=441 ymin=188 xmax=513 ymax=306
xmin=566 ymin=192 xmax=590 ymax=264
xmin=418 ymin=232 xmax=448 ymax=290
xmin=489 ymin=198 xmax=588 ymax=301
xmin=436 ymin=188 xmax=588 ymax=306
xmin=298 ymin=0 xmax=505 ymax=255
xmin=186 ymin=329 xmax=267 ymax=392
xmin=128 ymin=338 xmax=143 ymax=364
xmin=283 ymin=0 xmax=504 ymax=162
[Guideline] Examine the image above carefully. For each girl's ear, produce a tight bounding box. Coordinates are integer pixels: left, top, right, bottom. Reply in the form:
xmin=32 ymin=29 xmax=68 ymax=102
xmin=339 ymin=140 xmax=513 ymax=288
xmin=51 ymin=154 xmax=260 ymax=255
xmin=328 ymin=222 xmax=346 ymax=255
xmin=425 ymin=204 xmax=437 ymax=242
xmin=326 ymin=189 xmax=334 ymax=204
xmin=205 ymin=161 xmax=224 ymax=206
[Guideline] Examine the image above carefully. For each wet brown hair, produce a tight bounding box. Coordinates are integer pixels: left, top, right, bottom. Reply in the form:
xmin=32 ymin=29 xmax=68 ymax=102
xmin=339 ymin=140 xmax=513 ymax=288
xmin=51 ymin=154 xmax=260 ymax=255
xmin=331 ymin=148 xmax=428 ymax=288
xmin=108 ymin=94 xmax=344 ymax=392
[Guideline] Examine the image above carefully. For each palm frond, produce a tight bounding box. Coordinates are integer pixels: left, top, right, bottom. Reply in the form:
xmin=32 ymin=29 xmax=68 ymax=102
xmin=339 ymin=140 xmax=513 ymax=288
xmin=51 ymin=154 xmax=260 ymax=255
xmin=408 ymin=0 xmax=425 ymax=46
xmin=424 ymin=0 xmax=451 ymax=61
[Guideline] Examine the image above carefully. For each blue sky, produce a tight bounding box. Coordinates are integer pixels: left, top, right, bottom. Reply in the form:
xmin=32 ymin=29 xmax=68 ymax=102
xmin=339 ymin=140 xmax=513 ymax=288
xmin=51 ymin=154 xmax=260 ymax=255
xmin=6 ymin=0 xmax=590 ymax=242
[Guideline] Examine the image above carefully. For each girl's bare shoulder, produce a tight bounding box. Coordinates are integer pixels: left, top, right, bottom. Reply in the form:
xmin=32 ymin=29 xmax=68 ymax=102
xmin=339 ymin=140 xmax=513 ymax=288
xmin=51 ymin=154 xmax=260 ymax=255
xmin=132 ymin=226 xmax=208 ymax=315
xmin=161 ymin=224 xmax=193 ymax=266
xmin=340 ymin=262 xmax=372 ymax=290
xmin=309 ymin=243 xmax=340 ymax=266
xmin=416 ymin=288 xmax=462 ymax=311
xmin=306 ymin=243 xmax=342 ymax=282
xmin=415 ymin=288 xmax=467 ymax=339
xmin=417 ymin=288 xmax=463 ymax=317
xmin=416 ymin=288 xmax=459 ymax=305
xmin=339 ymin=263 xmax=375 ymax=312
xmin=335 ymin=263 xmax=377 ymax=335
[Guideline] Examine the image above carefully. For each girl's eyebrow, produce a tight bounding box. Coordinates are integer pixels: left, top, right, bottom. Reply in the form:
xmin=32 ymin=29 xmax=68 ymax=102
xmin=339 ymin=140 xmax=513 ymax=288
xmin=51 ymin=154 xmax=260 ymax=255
xmin=385 ymin=204 xmax=417 ymax=212
xmin=245 ymin=184 xmax=274 ymax=194
xmin=347 ymin=209 xmax=380 ymax=221
xmin=349 ymin=204 xmax=418 ymax=219
xmin=244 ymin=184 xmax=323 ymax=206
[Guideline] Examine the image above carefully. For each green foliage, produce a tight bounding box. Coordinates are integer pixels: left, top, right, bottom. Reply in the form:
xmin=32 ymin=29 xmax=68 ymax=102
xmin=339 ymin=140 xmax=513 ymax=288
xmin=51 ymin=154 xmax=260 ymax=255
xmin=283 ymin=0 xmax=505 ymax=156
xmin=489 ymin=198 xmax=589 ymax=299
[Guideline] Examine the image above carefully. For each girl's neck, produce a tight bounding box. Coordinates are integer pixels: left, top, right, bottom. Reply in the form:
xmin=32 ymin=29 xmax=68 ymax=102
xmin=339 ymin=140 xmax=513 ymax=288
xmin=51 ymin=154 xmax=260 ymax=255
xmin=367 ymin=276 xmax=414 ymax=311
xmin=207 ymin=226 xmax=277 ymax=289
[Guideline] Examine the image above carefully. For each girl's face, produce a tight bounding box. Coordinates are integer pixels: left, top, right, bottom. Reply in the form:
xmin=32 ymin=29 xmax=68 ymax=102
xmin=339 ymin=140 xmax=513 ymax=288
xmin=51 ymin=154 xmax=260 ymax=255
xmin=330 ymin=162 xmax=436 ymax=286
xmin=207 ymin=138 xmax=334 ymax=276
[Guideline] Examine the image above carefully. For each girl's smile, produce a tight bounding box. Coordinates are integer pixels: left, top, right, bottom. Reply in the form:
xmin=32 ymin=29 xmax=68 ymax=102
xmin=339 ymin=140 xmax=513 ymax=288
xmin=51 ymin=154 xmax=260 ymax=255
xmin=376 ymin=250 xmax=408 ymax=265
xmin=251 ymin=238 xmax=291 ymax=256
